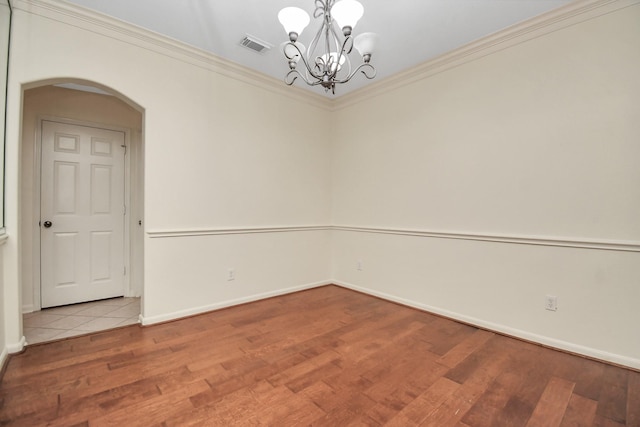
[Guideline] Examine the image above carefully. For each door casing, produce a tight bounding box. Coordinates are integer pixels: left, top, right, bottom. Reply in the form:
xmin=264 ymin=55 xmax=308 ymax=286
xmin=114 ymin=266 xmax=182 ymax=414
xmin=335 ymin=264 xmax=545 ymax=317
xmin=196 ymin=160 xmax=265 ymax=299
xmin=31 ymin=116 xmax=133 ymax=311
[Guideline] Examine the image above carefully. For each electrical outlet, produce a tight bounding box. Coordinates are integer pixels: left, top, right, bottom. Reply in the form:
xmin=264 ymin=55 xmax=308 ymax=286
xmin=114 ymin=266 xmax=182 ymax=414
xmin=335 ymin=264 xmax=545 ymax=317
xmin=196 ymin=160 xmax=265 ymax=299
xmin=357 ymin=260 xmax=363 ymax=271
xmin=227 ymin=268 xmax=235 ymax=281
xmin=545 ymin=295 xmax=558 ymax=311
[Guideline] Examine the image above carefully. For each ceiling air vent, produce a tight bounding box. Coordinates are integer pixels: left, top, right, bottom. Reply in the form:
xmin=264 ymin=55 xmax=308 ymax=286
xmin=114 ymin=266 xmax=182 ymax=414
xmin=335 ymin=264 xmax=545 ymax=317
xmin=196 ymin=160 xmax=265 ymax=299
xmin=240 ymin=35 xmax=272 ymax=54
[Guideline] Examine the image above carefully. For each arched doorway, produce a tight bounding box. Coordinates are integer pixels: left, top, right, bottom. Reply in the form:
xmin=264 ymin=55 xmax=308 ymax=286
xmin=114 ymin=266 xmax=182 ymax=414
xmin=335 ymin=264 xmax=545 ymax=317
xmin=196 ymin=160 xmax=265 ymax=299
xmin=20 ymin=80 xmax=144 ymax=344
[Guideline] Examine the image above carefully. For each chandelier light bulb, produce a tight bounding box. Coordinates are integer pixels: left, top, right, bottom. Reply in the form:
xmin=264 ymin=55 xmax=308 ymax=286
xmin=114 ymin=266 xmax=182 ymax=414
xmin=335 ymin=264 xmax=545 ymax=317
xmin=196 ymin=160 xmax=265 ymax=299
xmin=354 ymin=32 xmax=378 ymax=60
xmin=330 ymin=0 xmax=364 ymax=34
xmin=278 ymin=7 xmax=310 ymax=40
xmin=321 ymin=52 xmax=347 ymax=73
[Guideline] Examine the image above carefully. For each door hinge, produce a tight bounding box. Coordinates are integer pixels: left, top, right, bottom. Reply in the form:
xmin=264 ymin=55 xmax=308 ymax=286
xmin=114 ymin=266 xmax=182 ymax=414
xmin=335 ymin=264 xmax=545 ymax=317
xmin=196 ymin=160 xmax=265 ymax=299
xmin=123 ymin=205 xmax=127 ymax=215
xmin=121 ymin=144 xmax=127 ymax=155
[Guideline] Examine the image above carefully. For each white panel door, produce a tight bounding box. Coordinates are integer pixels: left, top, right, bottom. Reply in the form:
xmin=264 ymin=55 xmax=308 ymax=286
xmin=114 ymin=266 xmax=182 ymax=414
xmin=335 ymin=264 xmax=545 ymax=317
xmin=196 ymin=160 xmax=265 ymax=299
xmin=41 ymin=120 xmax=126 ymax=308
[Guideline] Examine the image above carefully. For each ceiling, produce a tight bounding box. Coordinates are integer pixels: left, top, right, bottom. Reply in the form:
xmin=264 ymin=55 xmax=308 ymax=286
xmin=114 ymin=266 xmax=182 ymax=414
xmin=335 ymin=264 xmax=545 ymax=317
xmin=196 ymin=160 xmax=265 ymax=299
xmin=63 ymin=0 xmax=573 ymax=97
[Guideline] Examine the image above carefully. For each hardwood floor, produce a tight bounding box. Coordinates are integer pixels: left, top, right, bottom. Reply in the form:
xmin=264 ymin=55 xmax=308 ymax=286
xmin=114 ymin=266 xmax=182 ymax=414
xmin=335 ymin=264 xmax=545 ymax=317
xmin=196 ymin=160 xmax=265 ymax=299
xmin=1 ymin=285 xmax=638 ymax=426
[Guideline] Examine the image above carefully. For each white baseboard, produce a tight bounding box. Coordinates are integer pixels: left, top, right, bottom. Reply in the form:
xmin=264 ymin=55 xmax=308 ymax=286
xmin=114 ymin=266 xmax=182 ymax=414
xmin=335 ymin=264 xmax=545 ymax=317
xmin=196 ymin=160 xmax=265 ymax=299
xmin=2 ymin=337 xmax=27 ymax=372
xmin=6 ymin=336 xmax=27 ymax=354
xmin=140 ymin=280 xmax=331 ymax=326
xmin=136 ymin=278 xmax=639 ymax=370
xmin=22 ymin=304 xmax=35 ymax=314
xmin=0 ymin=347 xmax=8 ymax=371
xmin=334 ymin=281 xmax=640 ymax=371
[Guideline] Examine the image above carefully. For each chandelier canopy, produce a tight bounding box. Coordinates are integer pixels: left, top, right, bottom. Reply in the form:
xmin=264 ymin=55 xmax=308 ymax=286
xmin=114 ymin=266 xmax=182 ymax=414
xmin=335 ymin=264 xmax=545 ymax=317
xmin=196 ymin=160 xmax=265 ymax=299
xmin=277 ymin=0 xmax=378 ymax=94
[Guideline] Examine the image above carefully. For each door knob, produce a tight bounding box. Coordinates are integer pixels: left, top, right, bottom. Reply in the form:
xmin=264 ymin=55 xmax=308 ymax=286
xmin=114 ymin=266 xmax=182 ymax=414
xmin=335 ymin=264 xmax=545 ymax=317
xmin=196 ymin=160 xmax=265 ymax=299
xmin=43 ymin=221 xmax=52 ymax=228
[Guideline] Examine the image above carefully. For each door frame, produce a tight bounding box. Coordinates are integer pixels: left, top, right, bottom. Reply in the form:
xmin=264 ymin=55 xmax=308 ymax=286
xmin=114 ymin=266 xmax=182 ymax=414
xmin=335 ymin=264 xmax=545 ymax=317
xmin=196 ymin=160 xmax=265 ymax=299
xmin=31 ymin=115 xmax=133 ymax=311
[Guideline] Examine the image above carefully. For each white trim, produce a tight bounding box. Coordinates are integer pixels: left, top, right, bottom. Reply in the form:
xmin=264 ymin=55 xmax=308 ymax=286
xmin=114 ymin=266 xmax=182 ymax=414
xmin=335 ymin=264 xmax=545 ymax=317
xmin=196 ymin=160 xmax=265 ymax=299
xmin=21 ymin=304 xmax=34 ymax=314
xmin=122 ymin=121 xmax=132 ymax=298
xmin=140 ymin=280 xmax=331 ymax=325
xmin=333 ymin=226 xmax=640 ymax=253
xmin=126 ymin=128 xmax=144 ymax=298
xmin=0 ymin=347 xmax=7 ymax=370
xmin=146 ymin=225 xmax=332 ymax=238
xmin=0 ymin=231 xmax=8 ymax=245
xmin=55 ymin=83 xmax=112 ymax=96
xmin=6 ymin=336 xmax=26 ymax=354
xmin=12 ymin=0 xmax=333 ymax=111
xmin=334 ymin=281 xmax=640 ymax=370
xmin=147 ymin=224 xmax=639 ymax=253
xmin=0 ymin=347 xmax=9 ymax=372
xmin=334 ymin=0 xmax=640 ymax=109
xmin=31 ymin=115 xmax=43 ymax=311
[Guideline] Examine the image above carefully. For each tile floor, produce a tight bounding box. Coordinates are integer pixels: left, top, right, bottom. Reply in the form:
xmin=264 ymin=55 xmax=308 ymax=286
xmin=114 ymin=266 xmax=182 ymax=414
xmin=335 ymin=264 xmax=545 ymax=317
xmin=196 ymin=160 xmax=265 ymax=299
xmin=23 ymin=297 xmax=140 ymax=345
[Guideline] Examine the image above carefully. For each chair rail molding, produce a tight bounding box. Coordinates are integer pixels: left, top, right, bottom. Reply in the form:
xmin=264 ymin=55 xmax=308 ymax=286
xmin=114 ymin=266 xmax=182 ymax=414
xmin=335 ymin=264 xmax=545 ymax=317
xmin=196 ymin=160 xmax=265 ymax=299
xmin=146 ymin=225 xmax=639 ymax=252
xmin=337 ymin=225 xmax=640 ymax=253
xmin=146 ymin=225 xmax=332 ymax=239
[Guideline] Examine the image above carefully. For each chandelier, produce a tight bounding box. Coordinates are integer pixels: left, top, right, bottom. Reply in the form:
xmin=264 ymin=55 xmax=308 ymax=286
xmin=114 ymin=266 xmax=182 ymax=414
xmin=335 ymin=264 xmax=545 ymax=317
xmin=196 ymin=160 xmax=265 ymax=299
xmin=277 ymin=0 xmax=378 ymax=94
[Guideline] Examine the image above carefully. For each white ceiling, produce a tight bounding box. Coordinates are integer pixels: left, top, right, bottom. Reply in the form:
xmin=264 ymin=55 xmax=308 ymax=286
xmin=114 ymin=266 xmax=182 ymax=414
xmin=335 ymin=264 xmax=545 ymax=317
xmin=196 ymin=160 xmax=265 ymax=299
xmin=63 ymin=0 xmax=573 ymax=97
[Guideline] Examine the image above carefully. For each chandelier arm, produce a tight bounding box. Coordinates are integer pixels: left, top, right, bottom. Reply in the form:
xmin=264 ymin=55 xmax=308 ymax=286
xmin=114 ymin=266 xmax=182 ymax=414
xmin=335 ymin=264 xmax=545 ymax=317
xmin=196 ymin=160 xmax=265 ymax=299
xmin=286 ymin=53 xmax=343 ymax=88
xmin=321 ymin=19 xmax=348 ymax=81
xmin=360 ymin=63 xmax=377 ymax=79
xmin=331 ymin=24 xmax=353 ymax=55
xmin=312 ymin=1 xmax=330 ymax=56
xmin=305 ymin=11 xmax=328 ymax=78
xmin=332 ymin=62 xmax=377 ymax=84
xmin=323 ymin=11 xmax=332 ymax=71
xmin=289 ymin=72 xmax=327 ymax=88
xmin=285 ymin=68 xmax=315 ymax=86
xmin=282 ymin=41 xmax=300 ymax=61
xmin=284 ymin=69 xmax=299 ymax=86
xmin=334 ymin=32 xmax=353 ymax=79
xmin=313 ymin=0 xmax=326 ymax=19
xmin=298 ymin=46 xmax=324 ymax=80
xmin=283 ymin=41 xmax=319 ymax=80
xmin=340 ymin=53 xmax=353 ymax=81
xmin=328 ymin=21 xmax=341 ymax=80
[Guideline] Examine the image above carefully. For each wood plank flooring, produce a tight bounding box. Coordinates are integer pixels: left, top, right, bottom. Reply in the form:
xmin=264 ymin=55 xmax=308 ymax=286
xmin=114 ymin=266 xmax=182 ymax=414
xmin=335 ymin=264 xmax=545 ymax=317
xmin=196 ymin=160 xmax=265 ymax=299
xmin=1 ymin=285 xmax=638 ymax=426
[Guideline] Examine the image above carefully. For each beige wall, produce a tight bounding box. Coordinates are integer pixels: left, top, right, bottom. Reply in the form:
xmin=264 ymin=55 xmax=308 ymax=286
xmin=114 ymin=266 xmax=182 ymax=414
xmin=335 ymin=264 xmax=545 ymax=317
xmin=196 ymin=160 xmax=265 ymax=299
xmin=3 ymin=0 xmax=639 ymax=369
xmin=332 ymin=4 xmax=640 ymax=367
xmin=20 ymin=85 xmax=144 ymax=312
xmin=4 ymin=0 xmax=333 ymax=345
xmin=333 ymin=7 xmax=640 ymax=238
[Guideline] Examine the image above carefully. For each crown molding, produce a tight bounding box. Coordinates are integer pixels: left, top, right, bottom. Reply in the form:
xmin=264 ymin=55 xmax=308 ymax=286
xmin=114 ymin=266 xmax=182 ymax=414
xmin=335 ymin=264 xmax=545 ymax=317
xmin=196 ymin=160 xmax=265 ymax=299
xmin=333 ymin=0 xmax=640 ymax=110
xmin=11 ymin=0 xmax=334 ymax=111
xmin=12 ymin=0 xmax=638 ymax=111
